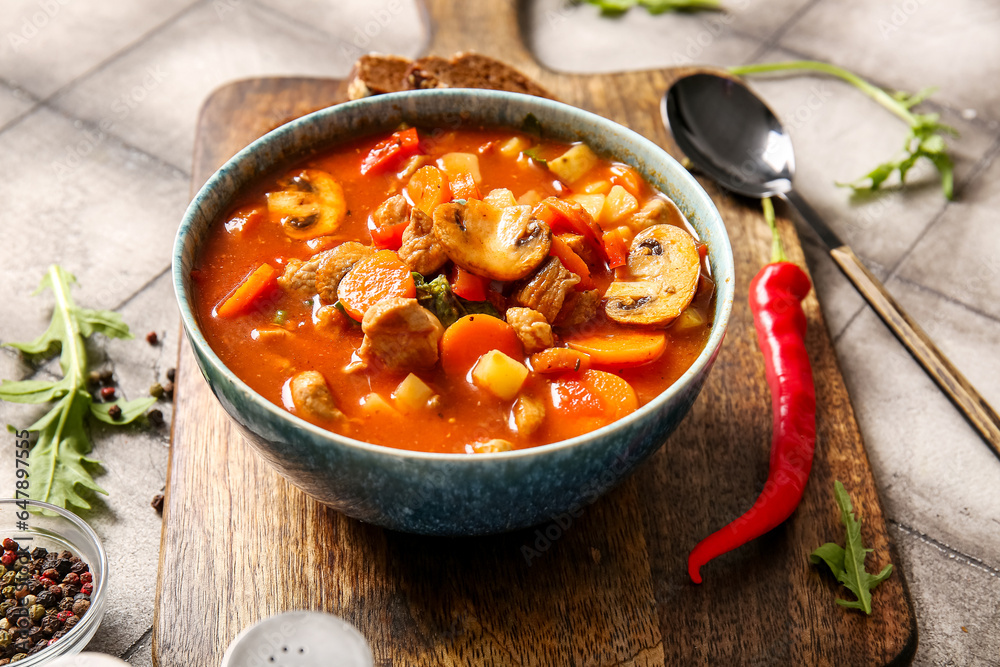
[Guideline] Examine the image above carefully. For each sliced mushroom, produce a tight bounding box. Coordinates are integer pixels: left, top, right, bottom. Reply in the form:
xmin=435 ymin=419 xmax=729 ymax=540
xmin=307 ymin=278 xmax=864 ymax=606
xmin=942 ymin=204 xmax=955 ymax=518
xmin=433 ymin=199 xmax=551 ymax=281
xmin=289 ymin=371 xmax=344 ymax=422
xmin=604 ymin=224 xmax=700 ymax=327
xmin=314 ymin=241 xmax=374 ymax=304
xmin=266 ymin=169 xmax=346 ymax=240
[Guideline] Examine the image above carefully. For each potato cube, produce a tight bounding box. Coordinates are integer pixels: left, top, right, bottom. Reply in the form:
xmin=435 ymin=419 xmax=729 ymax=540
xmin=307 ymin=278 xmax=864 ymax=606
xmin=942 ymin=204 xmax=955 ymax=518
xmin=499 ymin=136 xmax=532 ymax=158
xmin=360 ymin=392 xmax=399 ymax=418
xmin=437 ymin=152 xmax=482 ymax=183
xmin=548 ymin=143 xmax=599 ymax=184
xmin=484 ymin=188 xmax=518 ymax=208
xmin=673 ymin=308 xmax=706 ymax=332
xmin=472 ymin=350 xmax=530 ymax=401
xmin=517 ymin=189 xmax=543 ymax=207
xmin=599 ymin=185 xmax=639 ymax=226
xmin=580 ymin=180 xmax=612 ymax=195
xmin=565 ymin=194 xmax=606 ymax=221
xmin=392 ymin=373 xmax=435 ymax=413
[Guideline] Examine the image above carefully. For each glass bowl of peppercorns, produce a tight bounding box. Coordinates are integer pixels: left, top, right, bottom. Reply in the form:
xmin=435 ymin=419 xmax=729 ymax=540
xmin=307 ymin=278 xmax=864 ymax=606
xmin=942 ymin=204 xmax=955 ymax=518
xmin=0 ymin=499 xmax=107 ymax=664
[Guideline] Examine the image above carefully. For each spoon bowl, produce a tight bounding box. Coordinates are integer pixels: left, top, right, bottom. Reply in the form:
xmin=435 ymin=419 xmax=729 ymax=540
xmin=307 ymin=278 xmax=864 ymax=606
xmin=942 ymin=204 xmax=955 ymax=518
xmin=662 ymin=71 xmax=1000 ymax=456
xmin=663 ymin=73 xmax=796 ymax=198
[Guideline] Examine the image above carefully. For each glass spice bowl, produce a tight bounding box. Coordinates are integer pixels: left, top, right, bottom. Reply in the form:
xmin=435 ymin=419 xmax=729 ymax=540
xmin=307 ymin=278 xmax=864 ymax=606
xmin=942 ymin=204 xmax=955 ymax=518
xmin=0 ymin=499 xmax=108 ymax=664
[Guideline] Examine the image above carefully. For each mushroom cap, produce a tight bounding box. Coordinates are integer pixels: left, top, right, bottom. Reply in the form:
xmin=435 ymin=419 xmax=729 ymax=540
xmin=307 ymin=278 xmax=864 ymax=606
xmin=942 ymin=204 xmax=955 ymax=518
xmin=433 ymin=199 xmax=551 ymax=281
xmin=266 ymin=168 xmax=346 ymax=240
xmin=604 ymin=224 xmax=700 ymax=327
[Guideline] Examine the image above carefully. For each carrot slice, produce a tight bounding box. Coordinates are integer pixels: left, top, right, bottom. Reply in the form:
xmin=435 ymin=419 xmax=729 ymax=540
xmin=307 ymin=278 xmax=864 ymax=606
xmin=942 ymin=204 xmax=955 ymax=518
xmin=564 ymin=329 xmax=666 ymax=367
xmin=440 ymin=314 xmax=523 ymax=377
xmin=610 ymin=164 xmax=644 ymax=198
xmin=546 ymin=369 xmax=639 ymax=440
xmin=529 ymin=348 xmax=591 ymax=374
xmin=336 ymin=250 xmax=416 ymax=321
xmin=406 ymin=165 xmax=452 ymax=215
xmin=549 ymin=235 xmax=595 ymax=290
xmin=450 ymin=265 xmax=489 ymax=301
xmin=602 ymin=227 xmax=630 ymax=269
xmin=216 ymin=263 xmax=277 ymax=318
xmin=450 ymin=171 xmax=481 ymax=200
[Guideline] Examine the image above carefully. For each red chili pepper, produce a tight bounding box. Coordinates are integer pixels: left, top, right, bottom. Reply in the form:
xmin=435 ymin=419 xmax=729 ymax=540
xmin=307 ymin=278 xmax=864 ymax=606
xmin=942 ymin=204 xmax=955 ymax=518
xmin=688 ymin=199 xmax=816 ymax=584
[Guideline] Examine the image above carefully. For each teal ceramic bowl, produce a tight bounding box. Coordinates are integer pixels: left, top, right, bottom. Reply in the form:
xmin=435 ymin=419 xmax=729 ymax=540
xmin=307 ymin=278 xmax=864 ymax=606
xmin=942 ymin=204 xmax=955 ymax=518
xmin=173 ymin=89 xmax=734 ymax=536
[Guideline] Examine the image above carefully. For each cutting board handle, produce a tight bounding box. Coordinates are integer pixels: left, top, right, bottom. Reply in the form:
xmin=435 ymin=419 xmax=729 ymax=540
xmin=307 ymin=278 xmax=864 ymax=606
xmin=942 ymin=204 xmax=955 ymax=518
xmin=419 ymin=0 xmax=542 ymax=73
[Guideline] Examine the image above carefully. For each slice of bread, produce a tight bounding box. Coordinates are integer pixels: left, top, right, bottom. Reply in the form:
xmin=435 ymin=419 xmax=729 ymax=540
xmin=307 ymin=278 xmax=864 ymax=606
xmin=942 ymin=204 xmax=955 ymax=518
xmin=345 ymin=53 xmax=414 ymax=100
xmin=345 ymin=52 xmax=553 ymax=101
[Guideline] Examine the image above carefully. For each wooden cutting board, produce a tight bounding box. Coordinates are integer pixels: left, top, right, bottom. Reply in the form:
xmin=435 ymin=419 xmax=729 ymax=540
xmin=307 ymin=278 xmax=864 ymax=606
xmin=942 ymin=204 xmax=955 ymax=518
xmin=154 ymin=2 xmax=916 ymax=664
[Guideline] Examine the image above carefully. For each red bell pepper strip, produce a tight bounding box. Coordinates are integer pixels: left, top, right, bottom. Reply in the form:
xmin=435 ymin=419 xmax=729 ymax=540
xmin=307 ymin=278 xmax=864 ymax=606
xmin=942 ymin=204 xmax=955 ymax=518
xmin=360 ymin=127 xmax=420 ymax=175
xmin=368 ymin=215 xmax=409 ymax=250
xmin=450 ymin=265 xmax=489 ymax=301
xmin=550 ymin=235 xmax=594 ymax=290
xmin=533 ymin=199 xmax=607 ymax=263
xmin=601 ymin=228 xmax=630 ymax=269
xmin=688 ymin=197 xmax=816 ymax=584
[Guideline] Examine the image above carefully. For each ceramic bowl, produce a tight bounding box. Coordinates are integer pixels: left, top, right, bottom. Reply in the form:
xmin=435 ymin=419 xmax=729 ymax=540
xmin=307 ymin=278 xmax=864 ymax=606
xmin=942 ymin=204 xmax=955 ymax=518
xmin=173 ymin=89 xmax=734 ymax=536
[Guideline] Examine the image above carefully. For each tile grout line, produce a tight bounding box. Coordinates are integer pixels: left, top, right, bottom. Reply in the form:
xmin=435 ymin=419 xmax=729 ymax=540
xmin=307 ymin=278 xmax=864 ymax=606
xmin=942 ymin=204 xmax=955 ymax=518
xmin=893 ymin=274 xmax=1000 ymax=327
xmin=120 ymin=625 xmax=154 ymax=661
xmin=890 ymin=519 xmax=1000 ymax=578
xmin=108 ymin=265 xmax=173 ymax=314
xmin=746 ymin=41 xmax=1000 ymax=132
xmin=39 ymin=102 xmax=192 ymax=179
xmin=33 ymin=0 xmax=208 ymax=112
xmin=248 ymin=0 xmax=362 ymax=50
xmin=743 ymin=0 xmax=824 ymax=64
xmin=884 ymin=132 xmax=1000 ymax=281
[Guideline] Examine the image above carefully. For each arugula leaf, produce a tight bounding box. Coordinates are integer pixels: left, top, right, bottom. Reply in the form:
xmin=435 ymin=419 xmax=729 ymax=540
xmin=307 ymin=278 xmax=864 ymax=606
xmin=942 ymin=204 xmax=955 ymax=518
xmin=583 ymin=0 xmax=722 ymax=14
xmin=521 ymin=147 xmax=548 ymax=166
xmin=728 ymin=61 xmax=958 ymax=199
xmin=413 ymin=273 xmax=500 ymax=328
xmin=0 ymin=265 xmax=151 ymax=510
xmin=810 ymin=480 xmax=894 ymax=614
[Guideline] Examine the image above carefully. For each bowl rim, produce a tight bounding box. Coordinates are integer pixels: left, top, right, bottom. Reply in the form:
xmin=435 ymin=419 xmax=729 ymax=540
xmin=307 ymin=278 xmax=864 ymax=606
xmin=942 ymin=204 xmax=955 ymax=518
xmin=173 ymin=88 xmax=734 ymax=462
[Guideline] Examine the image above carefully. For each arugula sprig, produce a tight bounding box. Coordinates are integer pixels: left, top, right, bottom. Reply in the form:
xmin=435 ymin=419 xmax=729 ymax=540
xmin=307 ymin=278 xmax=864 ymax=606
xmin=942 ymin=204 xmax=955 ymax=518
xmin=729 ymin=60 xmax=958 ymax=199
xmin=0 ymin=265 xmax=156 ymax=510
xmin=810 ymin=481 xmax=894 ymax=614
xmin=583 ymin=0 xmax=722 ymax=14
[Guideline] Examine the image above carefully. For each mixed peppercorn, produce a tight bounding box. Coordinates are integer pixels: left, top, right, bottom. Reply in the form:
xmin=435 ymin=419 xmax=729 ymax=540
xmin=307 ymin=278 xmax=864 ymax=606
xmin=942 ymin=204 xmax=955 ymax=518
xmin=0 ymin=538 xmax=93 ymax=663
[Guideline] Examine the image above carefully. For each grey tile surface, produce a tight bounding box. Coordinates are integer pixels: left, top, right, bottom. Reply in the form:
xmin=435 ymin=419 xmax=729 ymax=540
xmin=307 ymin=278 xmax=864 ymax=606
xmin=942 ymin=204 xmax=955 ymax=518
xmin=745 ymin=49 xmax=999 ymax=272
xmin=780 ymin=0 xmax=1000 ymax=124
xmin=255 ymin=0 xmax=425 ymax=60
xmin=0 ymin=0 xmax=200 ymax=99
xmin=0 ymin=106 xmax=188 ymax=346
xmin=893 ymin=524 xmax=1000 ymax=665
xmin=50 ymin=0 xmax=419 ymax=172
xmin=896 ymin=150 xmax=1000 ymax=322
xmin=525 ymin=0 xmax=762 ymax=72
xmin=836 ymin=276 xmax=1000 ymax=563
xmin=0 ymin=1 xmax=998 ymax=665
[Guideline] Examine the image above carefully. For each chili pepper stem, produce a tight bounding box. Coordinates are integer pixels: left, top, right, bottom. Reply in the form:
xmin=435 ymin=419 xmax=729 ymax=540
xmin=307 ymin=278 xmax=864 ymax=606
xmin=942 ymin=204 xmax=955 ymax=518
xmin=761 ymin=197 xmax=788 ymax=264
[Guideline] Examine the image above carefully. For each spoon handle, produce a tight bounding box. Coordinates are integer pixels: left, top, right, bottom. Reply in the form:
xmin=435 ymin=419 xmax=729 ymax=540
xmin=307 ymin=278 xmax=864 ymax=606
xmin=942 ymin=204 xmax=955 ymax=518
xmin=777 ymin=192 xmax=1000 ymax=457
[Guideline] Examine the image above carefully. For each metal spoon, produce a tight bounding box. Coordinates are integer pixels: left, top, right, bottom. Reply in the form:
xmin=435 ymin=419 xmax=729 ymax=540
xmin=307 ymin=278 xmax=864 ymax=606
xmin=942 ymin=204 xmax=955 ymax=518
xmin=663 ymin=72 xmax=1000 ymax=456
